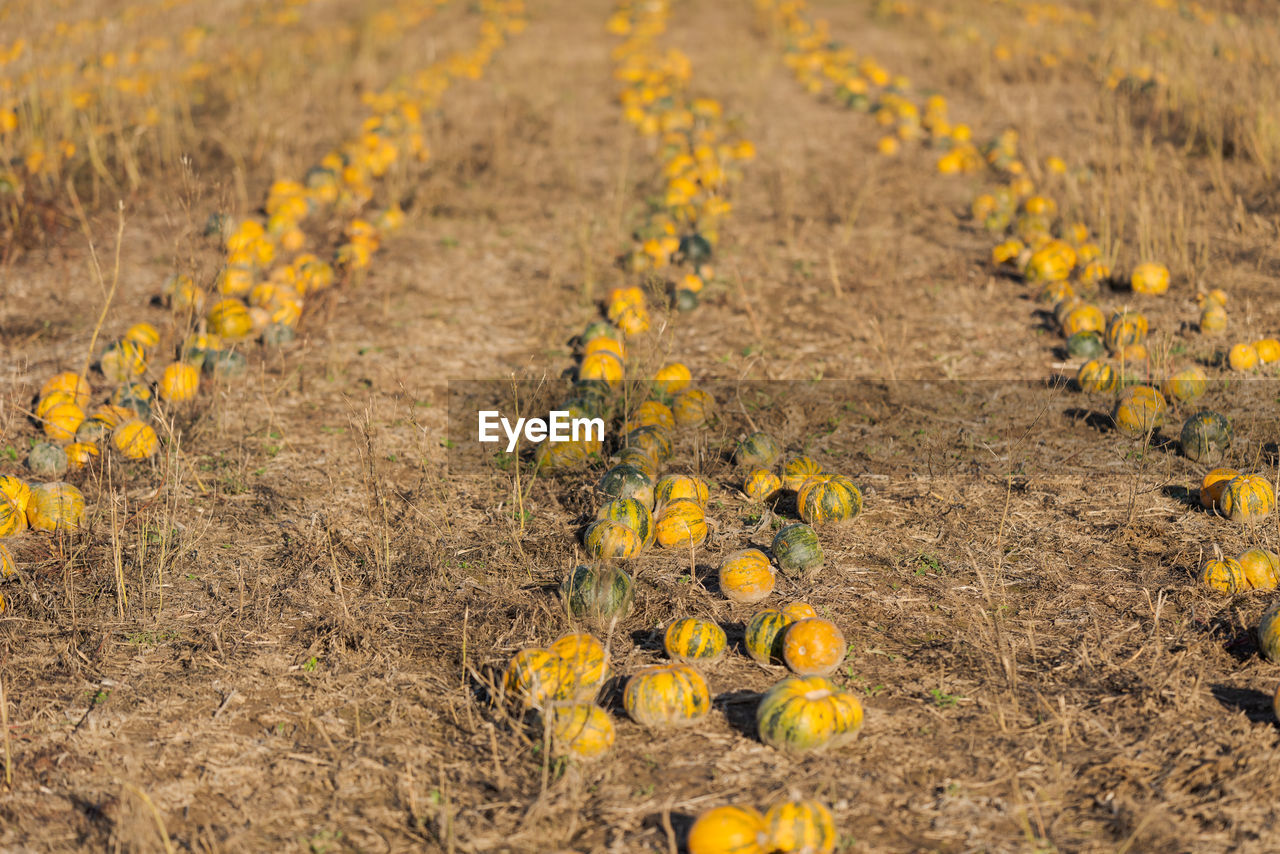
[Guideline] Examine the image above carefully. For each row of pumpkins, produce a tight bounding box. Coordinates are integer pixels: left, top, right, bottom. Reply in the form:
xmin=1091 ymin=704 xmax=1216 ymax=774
xmin=0 ymin=2 xmax=530 ymax=606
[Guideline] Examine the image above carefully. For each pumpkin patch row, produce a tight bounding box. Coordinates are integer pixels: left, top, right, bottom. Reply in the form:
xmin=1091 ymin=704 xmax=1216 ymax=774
xmin=688 ymin=798 xmax=838 ymax=854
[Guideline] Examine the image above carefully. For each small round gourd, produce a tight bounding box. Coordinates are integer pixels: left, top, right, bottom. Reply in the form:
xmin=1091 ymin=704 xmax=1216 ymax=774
xmin=27 ymin=442 xmax=68 ymax=478
xmin=686 ymin=805 xmax=769 ymax=854
xmin=1065 ymin=331 xmax=1104 ymax=359
xmin=664 ymin=617 xmax=727 ymax=664
xmin=621 ymin=425 xmax=673 ymax=465
xmin=1112 ymin=386 xmax=1166 ymax=438
xmin=583 ymin=518 xmax=644 ymax=560
xmin=654 ymin=474 xmax=709 ymax=509
xmin=1201 ymin=468 xmax=1240 ymax=510
xmin=579 ymin=350 xmax=624 ymax=387
xmin=797 ymin=475 xmax=862 ymax=525
xmin=541 ymin=703 xmax=615 ymax=761
xmin=123 ymin=321 xmax=160 ymax=349
xmin=1255 ymin=339 xmax=1280 ymax=363
xmin=583 ymin=335 xmax=626 ymax=364
xmin=782 ymin=602 xmax=818 ymax=620
xmin=1076 ymin=359 xmax=1117 ymax=394
xmin=653 ymin=362 xmax=693 ymax=396
xmin=113 ymin=419 xmax=160 ymax=460
xmin=772 ymin=524 xmax=824 ymax=578
xmin=756 ymin=675 xmax=864 ymax=754
xmin=596 ymin=464 xmax=654 ymax=509
xmin=655 ymin=499 xmax=708 ymax=548
xmin=1200 ymin=558 xmax=1246 ymax=594
xmin=560 ymin=563 xmax=634 ymax=624
xmin=1227 ymin=343 xmax=1259 ymax=372
xmin=672 ymin=387 xmax=715 ymax=428
xmin=623 ymin=663 xmax=711 ymax=728
xmin=1162 ymin=366 xmax=1207 ymax=404
xmin=1179 ymin=411 xmax=1231 ymax=463
xmin=25 ymin=482 xmax=85 ymax=533
xmin=503 ymin=648 xmax=574 ymax=709
xmin=764 ymin=800 xmax=837 ymax=854
xmin=548 ymin=632 xmax=610 ymax=698
xmin=1061 ymin=304 xmax=1105 ymax=337
xmin=781 ymin=457 xmax=823 ymax=492
xmin=1130 ymin=262 xmax=1170 ymax=295
xmin=596 ymin=498 xmax=655 ymax=548
xmin=745 ymin=609 xmax=795 ymax=665
xmin=1238 ymin=549 xmax=1279 ymax=591
xmin=1258 ymin=601 xmax=1280 ymax=662
xmin=782 ymin=618 xmax=847 ymax=676
xmin=580 ymin=320 xmax=622 ymax=347
xmin=160 ymin=362 xmax=201 ymax=403
xmin=208 ymin=298 xmax=254 ymax=339
xmin=719 ymin=549 xmax=775 ymax=604
xmin=1219 ymin=474 xmax=1275 ymax=523
xmin=40 ymin=401 xmax=85 ymax=443
xmin=1103 ymin=310 xmax=1148 ymax=352
xmin=40 ymin=373 xmax=91 ymax=408
xmin=744 ymin=469 xmax=782 ymax=502
xmin=735 ymin=432 xmax=782 ymax=468
xmin=624 ymin=399 xmax=674 ymax=432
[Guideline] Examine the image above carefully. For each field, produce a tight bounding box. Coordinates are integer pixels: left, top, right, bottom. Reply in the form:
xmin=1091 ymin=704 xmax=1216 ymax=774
xmin=3 ymin=0 xmax=1280 ymax=850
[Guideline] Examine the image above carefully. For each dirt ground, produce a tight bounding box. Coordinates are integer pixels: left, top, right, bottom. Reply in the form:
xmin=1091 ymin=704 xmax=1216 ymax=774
xmin=3 ymin=0 xmax=1280 ymax=851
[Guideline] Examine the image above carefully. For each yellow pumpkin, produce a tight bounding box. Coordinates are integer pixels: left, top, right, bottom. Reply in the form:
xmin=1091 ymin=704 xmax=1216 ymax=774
xmin=113 ymin=419 xmax=160 ymax=460
xmin=1112 ymin=386 xmax=1167 ymax=438
xmin=764 ymin=800 xmax=837 ymax=854
xmin=744 ymin=469 xmax=782 ymax=502
xmin=1130 ymin=262 xmax=1170 ymax=295
xmin=25 ymin=482 xmax=85 ymax=533
xmin=1076 ymin=360 xmax=1118 ymax=394
xmin=39 ymin=373 xmax=91 ymax=408
xmin=541 ymin=703 xmax=615 ymax=761
xmin=782 ymin=602 xmax=818 ymax=620
xmin=719 ymin=548 xmax=776 ymax=604
xmin=548 ymin=632 xmax=610 ymax=699
xmin=1200 ymin=468 xmax=1240 ymax=510
xmin=583 ymin=518 xmax=645 ymax=560
xmin=1227 ymin=343 xmax=1259 ymax=372
xmin=623 ymin=663 xmax=711 ymax=728
xmin=745 ymin=608 xmax=795 ymax=665
xmin=65 ymin=442 xmax=100 ymax=471
xmin=0 ymin=493 xmax=28 ymax=538
xmin=503 ymin=648 xmax=574 ymax=709
xmin=672 ymin=387 xmax=715 ymax=427
xmin=1061 ymin=304 xmax=1105 ymax=337
xmin=41 ymin=402 xmax=85 ymax=443
xmin=686 ymin=805 xmax=769 ymax=854
xmin=98 ymin=339 xmax=149 ymax=382
xmin=1254 ymin=339 xmax=1280 ymax=363
xmin=0 ymin=542 xmax=13 ymax=578
xmin=781 ymin=457 xmax=823 ymax=492
xmin=1161 ymin=366 xmax=1207 ymax=403
xmin=1219 ymin=474 xmax=1275 ymax=523
xmin=583 ymin=336 xmax=626 ymax=363
xmin=655 ymin=499 xmax=708 ymax=548
xmin=207 ymin=298 xmax=254 ymax=339
xmin=796 ymin=475 xmax=862 ymax=525
xmin=1238 ymin=548 xmax=1279 ymax=591
xmin=624 ymin=399 xmax=674 ymax=432
xmin=655 ymin=474 xmax=710 ymax=508
xmin=596 ymin=498 xmax=655 ymax=548
xmin=654 ymin=362 xmax=693 ymax=395
xmin=1200 ymin=557 xmax=1246 ymax=595
xmin=123 ymin=322 xmax=161 ymax=349
xmin=756 ymin=675 xmax=864 ymax=753
xmin=159 ymin=362 xmax=200 ymax=403
xmin=579 ymin=351 xmax=624 ymax=387
xmin=1259 ymin=602 xmax=1280 ymax=662
xmin=1199 ymin=305 xmax=1228 ymax=336
xmin=781 ymin=618 xmax=846 ymax=676
xmin=664 ymin=617 xmax=727 ymax=664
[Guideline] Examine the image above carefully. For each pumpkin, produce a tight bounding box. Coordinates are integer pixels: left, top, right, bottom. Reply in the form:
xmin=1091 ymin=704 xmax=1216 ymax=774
xmin=744 ymin=469 xmax=782 ymax=502
xmin=123 ymin=322 xmax=160 ymax=349
xmin=1199 ymin=305 xmax=1228 ymax=335
xmin=208 ymin=298 xmax=254 ymax=339
xmin=65 ymin=442 xmax=100 ymax=471
xmin=1259 ymin=601 xmax=1280 ymax=662
xmin=1116 ymin=342 xmax=1148 ymax=363
xmin=1112 ymin=386 xmax=1166 ymax=438
xmin=110 ymin=382 xmax=153 ymax=419
xmin=653 ymin=362 xmax=693 ymax=395
xmin=549 ymin=632 xmax=610 ymax=698
xmin=1254 ymin=339 xmax=1280 ymax=363
xmin=735 ymin=432 xmax=782 ymax=468
xmin=561 ymin=563 xmax=634 ymax=624
xmin=203 ymin=350 xmax=247 ymax=378
xmin=655 ymin=499 xmax=708 ymax=548
xmin=26 ymin=442 xmax=68 ymax=478
xmin=624 ymin=399 xmax=675 ymax=432
xmin=719 ymin=549 xmax=776 ymax=604
xmin=98 ymin=339 xmax=149 ymax=382
xmin=541 ymin=703 xmax=615 ymax=760
xmin=764 ymin=800 xmax=837 ymax=854
xmin=673 ymin=387 xmax=715 ymax=428
xmin=580 ymin=321 xmax=622 ymax=347
xmin=664 ymin=617 xmax=727 ymax=664
xmin=39 ymin=373 xmax=91 ymax=408
xmin=1065 ymin=331 xmax=1104 ymax=359
xmin=623 ymin=663 xmax=711 ymax=728
xmin=1053 ymin=297 xmax=1085 ymax=328
xmin=1219 ymin=474 xmax=1275 ymax=523
xmin=579 ymin=351 xmax=624 ymax=387
xmin=584 ymin=517 xmax=645 ymax=559
xmin=782 ymin=602 xmax=818 ymax=620
xmin=0 ymin=542 xmax=12 ymax=578
xmin=583 ymin=336 xmax=626 ymax=363
xmin=597 ymin=464 xmax=654 ymax=509
xmin=35 ymin=391 xmax=78 ymax=420
xmin=1130 ymin=262 xmax=1170 ymax=295
xmin=781 ymin=457 xmax=823 ymax=492
xmin=76 ymin=404 xmax=132 ymax=443
xmin=25 ymin=482 xmax=85 ymax=533
xmin=113 ymin=419 xmax=160 ymax=460
xmin=0 ymin=475 xmax=30 ymax=515
xmin=41 ymin=401 xmax=84 ymax=443
xmin=0 ymin=495 xmax=27 ymax=538
xmin=1075 ymin=360 xmax=1118 ymax=394
xmin=1162 ymin=366 xmax=1207 ymax=404
xmin=1200 ymin=468 xmax=1240 ymax=510
xmin=159 ymin=362 xmax=200 ymax=403
xmin=597 ymin=498 xmax=655 ymax=548
xmin=745 ymin=609 xmax=795 ymax=665
xmin=772 ymin=524 xmax=824 ymax=578
xmin=782 ymin=618 xmax=846 ymax=676
xmin=1061 ymin=304 xmax=1105 ymax=337
xmin=686 ymin=805 xmax=769 ymax=854
xmin=797 ymin=475 xmax=862 ymax=525
xmin=1199 ymin=557 xmax=1246 ymax=594
xmin=503 ymin=648 xmax=574 ymax=709
xmin=655 ymin=474 xmax=709 ymax=508
xmin=1238 ymin=548 xmax=1279 ymax=591
xmin=756 ymin=675 xmax=864 ymax=753
xmin=1227 ymin=343 xmax=1259 ymax=372
xmin=535 ymin=439 xmax=596 ymax=472
xmin=1104 ymin=310 xmax=1148 ymax=352
xmin=622 ymin=425 xmax=673 ymax=465
xmin=1037 ymin=280 xmax=1075 ymax=305
xmin=616 ymin=447 xmax=658 ymax=478
xmin=1178 ymin=411 xmax=1231 ymax=463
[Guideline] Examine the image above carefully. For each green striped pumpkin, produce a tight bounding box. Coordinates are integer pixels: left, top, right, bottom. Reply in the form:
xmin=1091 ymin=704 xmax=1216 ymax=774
xmin=764 ymin=800 xmax=837 ymax=854
xmin=623 ymin=663 xmax=711 ymax=728
xmin=621 ymin=425 xmax=673 ymax=465
xmin=596 ymin=498 xmax=655 ymax=548
xmin=734 ymin=432 xmax=782 ymax=468
xmin=781 ymin=457 xmax=823 ymax=492
xmin=772 ymin=524 xmax=825 ymax=578
xmin=560 ymin=563 xmax=634 ymax=624
xmin=664 ymin=617 xmax=727 ymax=664
xmin=596 ymin=464 xmax=655 ymax=509
xmin=654 ymin=474 xmax=709 ymax=508
xmin=1179 ymin=411 xmax=1231 ymax=464
xmin=796 ymin=475 xmax=862 ymax=525
xmin=744 ymin=609 xmax=795 ymax=665
xmin=503 ymin=648 xmax=575 ymax=709
xmin=756 ymin=675 xmax=863 ymax=753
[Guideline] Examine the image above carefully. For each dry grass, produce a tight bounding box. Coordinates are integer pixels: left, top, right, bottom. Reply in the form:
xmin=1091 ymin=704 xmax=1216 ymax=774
xmin=3 ymin=0 xmax=1280 ymax=851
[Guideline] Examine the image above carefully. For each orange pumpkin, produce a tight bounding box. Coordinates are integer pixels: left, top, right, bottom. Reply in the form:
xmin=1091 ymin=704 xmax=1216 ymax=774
xmin=718 ymin=549 xmax=776 ymax=604
xmin=781 ymin=618 xmax=846 ymax=676
xmin=743 ymin=469 xmax=782 ymax=502
xmin=655 ymin=499 xmax=708 ymax=548
xmin=623 ymin=663 xmax=711 ymax=728
xmin=1239 ymin=548 xmax=1279 ymax=591
xmin=686 ymin=805 xmax=769 ymax=854
xmin=1200 ymin=468 xmax=1240 ymax=510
